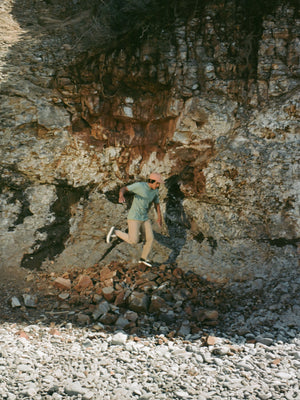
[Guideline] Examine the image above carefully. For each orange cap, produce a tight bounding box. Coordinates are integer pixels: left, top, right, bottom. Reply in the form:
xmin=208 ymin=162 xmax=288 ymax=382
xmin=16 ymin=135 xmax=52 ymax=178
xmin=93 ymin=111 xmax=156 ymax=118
xmin=149 ymin=172 xmax=164 ymax=183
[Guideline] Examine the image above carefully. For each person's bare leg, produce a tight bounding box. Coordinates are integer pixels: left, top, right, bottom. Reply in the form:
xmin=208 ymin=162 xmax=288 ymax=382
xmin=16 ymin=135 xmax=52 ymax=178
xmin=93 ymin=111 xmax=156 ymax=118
xmin=115 ymin=220 xmax=140 ymax=244
xmin=141 ymin=220 xmax=154 ymax=260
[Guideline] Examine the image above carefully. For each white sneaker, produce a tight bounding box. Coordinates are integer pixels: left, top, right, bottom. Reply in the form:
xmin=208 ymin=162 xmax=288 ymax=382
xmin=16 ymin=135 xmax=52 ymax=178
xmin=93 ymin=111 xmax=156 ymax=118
xmin=106 ymin=226 xmax=116 ymax=243
xmin=138 ymin=258 xmax=152 ymax=267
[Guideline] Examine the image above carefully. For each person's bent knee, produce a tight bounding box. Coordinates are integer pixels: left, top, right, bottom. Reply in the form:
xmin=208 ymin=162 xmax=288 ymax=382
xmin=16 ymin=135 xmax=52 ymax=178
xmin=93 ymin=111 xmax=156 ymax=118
xmin=128 ymin=238 xmax=139 ymax=245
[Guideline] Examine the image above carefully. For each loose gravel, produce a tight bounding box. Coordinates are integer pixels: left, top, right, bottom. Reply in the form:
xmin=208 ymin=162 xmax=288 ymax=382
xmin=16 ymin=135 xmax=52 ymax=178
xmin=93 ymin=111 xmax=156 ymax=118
xmin=0 ymin=317 xmax=299 ymax=399
xmin=0 ymin=322 xmax=299 ymax=400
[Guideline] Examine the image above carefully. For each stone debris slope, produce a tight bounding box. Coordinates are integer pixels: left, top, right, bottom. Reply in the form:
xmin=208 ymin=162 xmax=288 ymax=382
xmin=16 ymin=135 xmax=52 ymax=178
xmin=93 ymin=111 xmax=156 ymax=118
xmin=2 ymin=262 xmax=223 ymax=337
xmin=2 ymin=260 xmax=300 ymax=340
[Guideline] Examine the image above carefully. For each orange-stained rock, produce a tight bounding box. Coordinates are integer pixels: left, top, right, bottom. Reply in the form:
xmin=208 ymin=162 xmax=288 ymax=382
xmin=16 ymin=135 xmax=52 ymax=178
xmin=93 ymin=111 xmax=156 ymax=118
xmin=272 ymin=358 xmax=281 ymax=365
xmin=49 ymin=328 xmax=61 ymax=336
xmin=102 ymin=278 xmax=114 ymax=287
xmin=15 ymin=330 xmax=30 ymax=340
xmin=206 ymin=336 xmax=217 ymax=346
xmin=203 ymin=310 xmax=219 ymax=321
xmin=149 ymin=295 xmax=168 ymax=313
xmin=102 ymin=286 xmax=115 ymax=302
xmin=74 ymin=274 xmax=93 ymax=292
xmin=114 ymin=290 xmax=127 ymax=306
xmin=173 ymin=268 xmax=183 ymax=278
xmin=100 ymin=267 xmax=117 ymax=281
xmin=53 ymin=277 xmax=71 ymax=290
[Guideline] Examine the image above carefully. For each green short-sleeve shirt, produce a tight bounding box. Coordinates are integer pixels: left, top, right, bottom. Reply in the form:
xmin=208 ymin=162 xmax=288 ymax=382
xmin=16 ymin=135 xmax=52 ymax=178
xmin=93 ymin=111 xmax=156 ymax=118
xmin=127 ymin=182 xmax=159 ymax=221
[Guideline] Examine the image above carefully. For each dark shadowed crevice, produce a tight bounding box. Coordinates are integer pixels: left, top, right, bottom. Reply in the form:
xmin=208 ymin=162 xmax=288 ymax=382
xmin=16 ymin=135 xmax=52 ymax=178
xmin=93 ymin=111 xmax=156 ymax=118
xmin=154 ymin=175 xmax=190 ymax=264
xmin=267 ymin=237 xmax=299 ymax=248
xmin=193 ymin=232 xmax=217 ymax=254
xmin=207 ymin=236 xmax=218 ymax=254
xmin=193 ymin=232 xmax=205 ymax=243
xmin=20 ymin=182 xmax=88 ymax=270
xmin=0 ymin=180 xmax=33 ymax=232
xmin=104 ymin=187 xmax=121 ymax=204
xmin=7 ymin=191 xmax=33 ymax=232
xmin=104 ymin=183 xmax=135 ymax=210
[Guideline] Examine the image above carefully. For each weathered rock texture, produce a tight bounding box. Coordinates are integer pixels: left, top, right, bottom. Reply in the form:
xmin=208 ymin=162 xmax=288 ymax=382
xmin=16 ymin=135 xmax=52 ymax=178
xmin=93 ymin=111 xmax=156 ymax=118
xmin=0 ymin=0 xmax=299 ymax=281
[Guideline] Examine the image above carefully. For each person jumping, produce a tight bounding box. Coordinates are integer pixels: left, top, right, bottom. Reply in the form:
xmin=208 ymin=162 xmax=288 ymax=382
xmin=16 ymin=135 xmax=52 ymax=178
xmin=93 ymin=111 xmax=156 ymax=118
xmin=106 ymin=173 xmax=164 ymax=267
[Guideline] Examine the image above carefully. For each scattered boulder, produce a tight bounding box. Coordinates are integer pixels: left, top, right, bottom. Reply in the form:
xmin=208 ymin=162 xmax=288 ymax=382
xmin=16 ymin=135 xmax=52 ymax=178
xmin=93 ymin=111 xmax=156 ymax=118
xmin=128 ymin=291 xmax=149 ymax=313
xmin=22 ymin=294 xmax=38 ymax=308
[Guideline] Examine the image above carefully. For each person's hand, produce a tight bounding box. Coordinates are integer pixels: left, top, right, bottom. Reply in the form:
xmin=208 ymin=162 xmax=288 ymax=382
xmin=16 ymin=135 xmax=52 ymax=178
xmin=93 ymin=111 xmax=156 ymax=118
xmin=119 ymin=194 xmax=126 ymax=204
xmin=119 ymin=186 xmax=128 ymax=204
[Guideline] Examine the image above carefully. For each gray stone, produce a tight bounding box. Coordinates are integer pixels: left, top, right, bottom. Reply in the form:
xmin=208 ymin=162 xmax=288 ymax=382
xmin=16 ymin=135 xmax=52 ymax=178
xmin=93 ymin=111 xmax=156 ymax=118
xmin=128 ymin=292 xmax=149 ymax=313
xmin=111 ymin=332 xmax=128 ymax=345
xmin=92 ymin=301 xmax=110 ymax=320
xmin=64 ymin=381 xmax=85 ymax=396
xmin=115 ymin=316 xmax=130 ymax=329
xmin=256 ymin=336 xmax=274 ymax=346
xmin=11 ymin=297 xmax=21 ymax=308
xmin=22 ymin=294 xmax=38 ymax=308
xmin=177 ymin=321 xmax=191 ymax=337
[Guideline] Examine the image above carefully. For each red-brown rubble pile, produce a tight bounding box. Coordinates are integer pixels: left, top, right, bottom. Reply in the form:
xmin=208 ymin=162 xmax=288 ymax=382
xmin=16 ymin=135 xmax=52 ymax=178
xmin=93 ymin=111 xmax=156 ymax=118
xmin=5 ymin=262 xmax=228 ymax=338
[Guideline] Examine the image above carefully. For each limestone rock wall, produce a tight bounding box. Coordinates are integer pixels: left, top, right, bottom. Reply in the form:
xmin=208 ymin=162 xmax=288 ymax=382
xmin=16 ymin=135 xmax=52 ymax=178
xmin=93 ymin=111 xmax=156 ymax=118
xmin=0 ymin=0 xmax=299 ymax=281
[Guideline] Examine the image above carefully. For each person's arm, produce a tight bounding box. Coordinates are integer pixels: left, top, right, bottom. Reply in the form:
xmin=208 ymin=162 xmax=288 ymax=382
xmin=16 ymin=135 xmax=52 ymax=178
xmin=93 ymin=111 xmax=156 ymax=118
xmin=155 ymin=203 xmax=162 ymax=227
xmin=119 ymin=186 xmax=129 ymax=203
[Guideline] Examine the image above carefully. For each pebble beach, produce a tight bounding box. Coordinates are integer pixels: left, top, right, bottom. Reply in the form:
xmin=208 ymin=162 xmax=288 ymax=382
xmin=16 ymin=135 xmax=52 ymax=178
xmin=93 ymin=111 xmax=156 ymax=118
xmin=0 ymin=321 xmax=299 ymax=400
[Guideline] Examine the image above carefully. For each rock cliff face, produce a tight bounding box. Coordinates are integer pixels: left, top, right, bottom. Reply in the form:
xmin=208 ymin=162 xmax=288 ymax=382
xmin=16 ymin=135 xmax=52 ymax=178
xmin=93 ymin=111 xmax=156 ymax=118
xmin=0 ymin=0 xmax=299 ymax=281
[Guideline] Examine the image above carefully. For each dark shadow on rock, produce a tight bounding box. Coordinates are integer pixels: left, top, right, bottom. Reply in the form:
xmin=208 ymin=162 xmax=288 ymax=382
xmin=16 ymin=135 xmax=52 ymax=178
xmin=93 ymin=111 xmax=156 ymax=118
xmin=20 ymin=182 xmax=88 ymax=270
xmin=154 ymin=175 xmax=190 ymax=264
